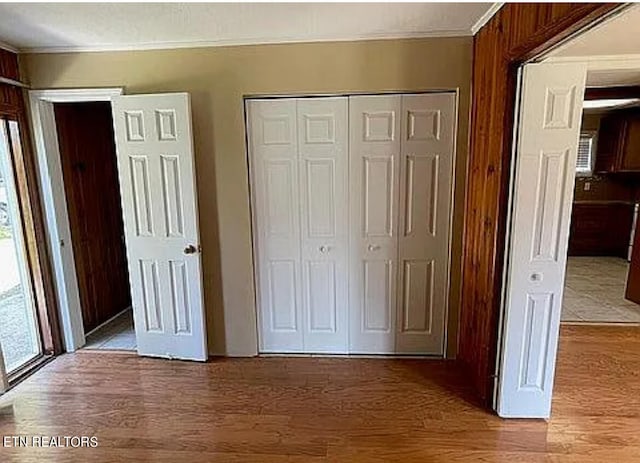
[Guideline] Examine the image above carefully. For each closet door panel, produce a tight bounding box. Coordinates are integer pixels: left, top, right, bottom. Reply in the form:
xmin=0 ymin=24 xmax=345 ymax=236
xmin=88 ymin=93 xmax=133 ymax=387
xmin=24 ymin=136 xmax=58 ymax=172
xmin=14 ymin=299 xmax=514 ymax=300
xmin=248 ymin=99 xmax=304 ymax=352
xmin=349 ymin=95 xmax=401 ymax=353
xmin=297 ymin=98 xmax=349 ymax=353
xmin=396 ymin=93 xmax=456 ymax=354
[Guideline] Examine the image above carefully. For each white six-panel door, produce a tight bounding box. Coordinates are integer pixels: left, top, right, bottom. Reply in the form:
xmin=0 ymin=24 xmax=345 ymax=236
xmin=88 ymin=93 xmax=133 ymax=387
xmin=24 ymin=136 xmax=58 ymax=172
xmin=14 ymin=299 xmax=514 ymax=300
xmin=247 ymin=99 xmax=304 ymax=352
xmin=248 ymin=98 xmax=349 ymax=353
xmin=396 ymin=94 xmax=456 ymax=355
xmin=298 ymin=98 xmax=349 ymax=353
xmin=111 ymin=93 xmax=207 ymax=361
xmin=349 ymin=95 xmax=402 ymax=353
xmin=497 ymin=63 xmax=586 ymax=418
xmin=248 ymin=93 xmax=456 ymax=355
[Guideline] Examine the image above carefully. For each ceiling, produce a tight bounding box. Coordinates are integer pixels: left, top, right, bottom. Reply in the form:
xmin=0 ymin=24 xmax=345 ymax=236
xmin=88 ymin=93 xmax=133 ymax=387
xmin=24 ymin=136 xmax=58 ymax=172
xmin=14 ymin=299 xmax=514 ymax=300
xmin=552 ymin=4 xmax=640 ymax=58
xmin=0 ymin=3 xmax=495 ymax=53
xmin=545 ymin=5 xmax=640 ymax=88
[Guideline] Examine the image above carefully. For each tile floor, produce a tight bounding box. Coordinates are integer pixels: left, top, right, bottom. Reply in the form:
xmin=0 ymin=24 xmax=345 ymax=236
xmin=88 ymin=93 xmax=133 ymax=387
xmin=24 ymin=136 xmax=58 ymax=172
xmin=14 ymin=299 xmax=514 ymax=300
xmin=562 ymin=256 xmax=640 ymax=323
xmin=83 ymin=308 xmax=136 ymax=350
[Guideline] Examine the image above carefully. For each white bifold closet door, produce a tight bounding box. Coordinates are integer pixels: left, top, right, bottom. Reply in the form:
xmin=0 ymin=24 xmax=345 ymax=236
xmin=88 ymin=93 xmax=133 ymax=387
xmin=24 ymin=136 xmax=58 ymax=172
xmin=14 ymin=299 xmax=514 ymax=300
xmin=349 ymin=95 xmax=402 ymax=354
xmin=396 ymin=93 xmax=456 ymax=354
xmin=248 ymin=98 xmax=349 ymax=353
xmin=248 ymin=93 xmax=455 ymax=355
xmin=349 ymin=93 xmax=456 ymax=355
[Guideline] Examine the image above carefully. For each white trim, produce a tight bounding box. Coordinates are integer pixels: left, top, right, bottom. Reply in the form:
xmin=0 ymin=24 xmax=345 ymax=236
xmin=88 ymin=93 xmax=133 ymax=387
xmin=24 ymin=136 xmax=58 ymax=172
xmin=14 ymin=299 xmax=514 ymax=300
xmin=29 ymin=87 xmax=124 ymax=352
xmin=0 ymin=41 xmax=19 ymax=54
xmin=84 ymin=306 xmax=131 ymax=338
xmin=544 ymin=54 xmax=640 ymax=67
xmin=19 ymin=29 xmax=473 ymax=54
xmin=471 ymin=3 xmax=503 ymax=35
xmin=29 ymin=88 xmax=123 ymax=102
xmin=542 ymin=55 xmax=640 ymax=84
xmin=0 ymin=77 xmax=29 ymax=88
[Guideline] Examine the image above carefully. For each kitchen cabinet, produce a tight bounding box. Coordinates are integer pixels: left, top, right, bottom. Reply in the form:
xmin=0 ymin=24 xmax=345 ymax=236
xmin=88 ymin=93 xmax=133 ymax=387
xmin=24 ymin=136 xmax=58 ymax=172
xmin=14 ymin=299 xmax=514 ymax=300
xmin=594 ymin=109 xmax=640 ymax=173
xmin=568 ymin=202 xmax=634 ymax=257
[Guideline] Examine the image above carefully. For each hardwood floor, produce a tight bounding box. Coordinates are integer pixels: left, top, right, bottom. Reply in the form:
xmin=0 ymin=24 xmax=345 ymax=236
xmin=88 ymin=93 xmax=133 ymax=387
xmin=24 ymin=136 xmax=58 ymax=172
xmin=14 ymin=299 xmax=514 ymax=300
xmin=1 ymin=325 xmax=639 ymax=462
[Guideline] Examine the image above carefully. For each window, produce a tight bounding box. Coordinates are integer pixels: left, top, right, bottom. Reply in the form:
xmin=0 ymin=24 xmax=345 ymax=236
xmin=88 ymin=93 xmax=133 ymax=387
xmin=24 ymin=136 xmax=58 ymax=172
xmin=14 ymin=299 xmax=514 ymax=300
xmin=576 ymin=132 xmax=596 ymax=175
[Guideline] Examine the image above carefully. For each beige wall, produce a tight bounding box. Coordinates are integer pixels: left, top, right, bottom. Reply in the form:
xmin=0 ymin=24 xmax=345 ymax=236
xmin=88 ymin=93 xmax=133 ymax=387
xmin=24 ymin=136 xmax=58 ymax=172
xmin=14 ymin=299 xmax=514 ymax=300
xmin=21 ymin=37 xmax=472 ymax=357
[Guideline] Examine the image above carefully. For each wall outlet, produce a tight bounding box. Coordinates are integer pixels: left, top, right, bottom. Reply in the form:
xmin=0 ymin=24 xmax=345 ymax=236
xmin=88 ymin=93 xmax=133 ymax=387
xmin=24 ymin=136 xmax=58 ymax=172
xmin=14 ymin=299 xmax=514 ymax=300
xmin=584 ymin=181 xmax=591 ymax=191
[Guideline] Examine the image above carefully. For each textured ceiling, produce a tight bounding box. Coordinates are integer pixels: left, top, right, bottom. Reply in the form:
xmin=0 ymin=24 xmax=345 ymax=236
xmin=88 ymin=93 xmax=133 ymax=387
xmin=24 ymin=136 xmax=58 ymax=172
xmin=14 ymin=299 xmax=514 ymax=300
xmin=0 ymin=3 xmax=494 ymax=53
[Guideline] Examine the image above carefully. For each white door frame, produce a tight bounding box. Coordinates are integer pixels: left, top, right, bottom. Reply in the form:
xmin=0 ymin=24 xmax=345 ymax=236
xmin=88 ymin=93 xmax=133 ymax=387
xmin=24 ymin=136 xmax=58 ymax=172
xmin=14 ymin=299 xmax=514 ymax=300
xmin=29 ymin=88 xmax=124 ymax=352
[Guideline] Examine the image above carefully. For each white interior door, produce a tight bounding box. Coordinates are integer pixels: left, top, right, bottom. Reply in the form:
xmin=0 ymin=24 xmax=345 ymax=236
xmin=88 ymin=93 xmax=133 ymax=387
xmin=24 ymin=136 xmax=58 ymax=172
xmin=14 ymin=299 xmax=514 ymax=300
xmin=497 ymin=63 xmax=586 ymax=418
xmin=349 ymin=95 xmax=401 ymax=354
xmin=247 ymin=99 xmax=304 ymax=352
xmin=111 ymin=93 xmax=207 ymax=361
xmin=396 ymin=93 xmax=456 ymax=355
xmin=297 ymin=98 xmax=349 ymax=353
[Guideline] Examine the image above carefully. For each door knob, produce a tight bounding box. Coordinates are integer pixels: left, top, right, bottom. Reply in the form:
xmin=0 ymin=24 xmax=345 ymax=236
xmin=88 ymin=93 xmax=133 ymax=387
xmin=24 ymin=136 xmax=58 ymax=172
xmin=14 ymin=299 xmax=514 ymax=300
xmin=368 ymin=244 xmax=381 ymax=251
xmin=530 ymin=272 xmax=542 ymax=282
xmin=184 ymin=244 xmax=198 ymax=255
xmin=319 ymin=245 xmax=330 ymax=253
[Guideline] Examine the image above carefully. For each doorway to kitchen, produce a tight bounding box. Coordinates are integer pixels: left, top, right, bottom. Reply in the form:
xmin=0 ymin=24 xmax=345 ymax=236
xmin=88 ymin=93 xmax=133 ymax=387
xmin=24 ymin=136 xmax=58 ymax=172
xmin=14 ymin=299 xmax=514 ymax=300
xmin=562 ymin=97 xmax=640 ymax=324
xmin=496 ymin=3 xmax=640 ymax=418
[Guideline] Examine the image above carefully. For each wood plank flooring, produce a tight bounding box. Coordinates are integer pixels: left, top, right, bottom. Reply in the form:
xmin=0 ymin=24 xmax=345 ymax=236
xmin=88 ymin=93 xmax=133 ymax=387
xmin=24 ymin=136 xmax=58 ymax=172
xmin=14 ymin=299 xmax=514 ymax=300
xmin=1 ymin=325 xmax=639 ymax=462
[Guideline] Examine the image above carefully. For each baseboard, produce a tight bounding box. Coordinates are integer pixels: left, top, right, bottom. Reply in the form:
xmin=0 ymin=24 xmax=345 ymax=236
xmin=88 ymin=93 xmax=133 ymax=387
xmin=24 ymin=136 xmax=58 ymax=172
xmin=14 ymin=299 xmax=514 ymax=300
xmin=84 ymin=306 xmax=132 ymax=338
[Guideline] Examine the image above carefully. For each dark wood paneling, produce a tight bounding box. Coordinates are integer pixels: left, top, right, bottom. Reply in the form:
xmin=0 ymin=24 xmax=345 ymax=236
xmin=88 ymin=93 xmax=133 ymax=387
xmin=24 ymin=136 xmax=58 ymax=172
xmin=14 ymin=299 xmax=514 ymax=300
xmin=0 ymin=48 xmax=62 ymax=356
xmin=54 ymin=102 xmax=131 ymax=333
xmin=0 ymin=50 xmax=22 ymax=118
xmin=459 ymin=3 xmax=621 ymax=404
xmin=3 ymin=325 xmax=640 ymax=461
xmin=0 ymin=48 xmax=19 ymax=81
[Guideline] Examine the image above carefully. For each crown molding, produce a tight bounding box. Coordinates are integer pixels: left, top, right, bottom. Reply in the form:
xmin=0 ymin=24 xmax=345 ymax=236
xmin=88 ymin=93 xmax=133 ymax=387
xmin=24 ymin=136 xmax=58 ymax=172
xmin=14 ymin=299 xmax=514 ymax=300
xmin=0 ymin=40 xmax=19 ymax=54
xmin=471 ymin=3 xmax=504 ymax=35
xmin=18 ymin=29 xmax=473 ymax=54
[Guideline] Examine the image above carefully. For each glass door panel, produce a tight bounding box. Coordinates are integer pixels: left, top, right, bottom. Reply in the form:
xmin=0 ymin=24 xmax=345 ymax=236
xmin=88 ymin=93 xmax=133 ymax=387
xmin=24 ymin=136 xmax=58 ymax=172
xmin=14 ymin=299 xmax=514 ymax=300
xmin=0 ymin=119 xmax=42 ymax=374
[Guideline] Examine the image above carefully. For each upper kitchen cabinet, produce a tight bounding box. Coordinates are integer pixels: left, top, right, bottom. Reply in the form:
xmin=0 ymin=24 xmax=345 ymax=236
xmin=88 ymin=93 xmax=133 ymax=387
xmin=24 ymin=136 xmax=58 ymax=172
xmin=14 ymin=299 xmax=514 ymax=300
xmin=594 ymin=109 xmax=640 ymax=173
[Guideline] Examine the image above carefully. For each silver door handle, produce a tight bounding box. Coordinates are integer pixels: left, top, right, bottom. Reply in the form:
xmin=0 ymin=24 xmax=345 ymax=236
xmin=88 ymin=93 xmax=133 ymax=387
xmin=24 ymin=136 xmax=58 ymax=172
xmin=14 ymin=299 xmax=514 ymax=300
xmin=530 ymin=273 xmax=542 ymax=282
xmin=319 ymin=245 xmax=330 ymax=253
xmin=368 ymin=244 xmax=381 ymax=251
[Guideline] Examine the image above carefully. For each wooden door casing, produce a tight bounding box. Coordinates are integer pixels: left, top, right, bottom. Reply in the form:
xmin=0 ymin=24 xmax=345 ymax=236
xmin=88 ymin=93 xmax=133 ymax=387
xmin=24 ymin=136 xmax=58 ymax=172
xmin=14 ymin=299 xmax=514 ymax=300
xmin=54 ymin=102 xmax=131 ymax=333
xmin=460 ymin=3 xmax=622 ymax=405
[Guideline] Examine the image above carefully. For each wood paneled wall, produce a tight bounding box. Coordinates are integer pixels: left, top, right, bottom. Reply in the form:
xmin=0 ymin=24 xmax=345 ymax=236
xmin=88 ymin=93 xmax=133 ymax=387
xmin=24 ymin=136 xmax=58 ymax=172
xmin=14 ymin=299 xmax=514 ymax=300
xmin=459 ymin=3 xmax=622 ymax=404
xmin=54 ymin=102 xmax=131 ymax=333
xmin=0 ymin=48 xmax=62 ymax=355
xmin=0 ymin=50 xmax=22 ymax=116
